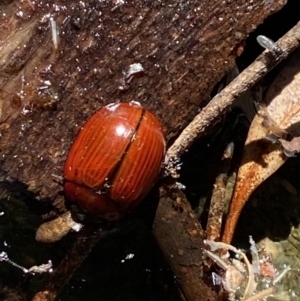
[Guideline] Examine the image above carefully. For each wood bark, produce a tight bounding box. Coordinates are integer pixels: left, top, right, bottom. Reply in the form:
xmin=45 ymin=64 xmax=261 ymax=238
xmin=0 ymin=0 xmax=288 ymax=300
xmin=153 ymin=186 xmax=217 ymax=301
xmin=0 ymin=0 xmax=286 ymax=203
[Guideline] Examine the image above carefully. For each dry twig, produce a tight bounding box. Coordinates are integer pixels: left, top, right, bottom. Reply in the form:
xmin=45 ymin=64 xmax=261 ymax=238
xmin=166 ymin=21 xmax=300 ymax=177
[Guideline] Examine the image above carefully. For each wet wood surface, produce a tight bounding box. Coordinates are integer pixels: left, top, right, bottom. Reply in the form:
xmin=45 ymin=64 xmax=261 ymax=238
xmin=153 ymin=186 xmax=217 ymax=301
xmin=0 ymin=0 xmax=286 ymax=203
xmin=0 ymin=1 xmax=289 ymax=300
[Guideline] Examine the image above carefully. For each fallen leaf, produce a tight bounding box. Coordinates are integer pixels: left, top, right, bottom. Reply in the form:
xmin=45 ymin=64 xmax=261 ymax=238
xmin=222 ymin=48 xmax=300 ymax=244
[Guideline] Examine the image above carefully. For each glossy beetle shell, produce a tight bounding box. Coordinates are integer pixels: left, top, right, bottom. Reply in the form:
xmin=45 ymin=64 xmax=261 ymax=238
xmin=64 ymin=102 xmax=166 ymax=221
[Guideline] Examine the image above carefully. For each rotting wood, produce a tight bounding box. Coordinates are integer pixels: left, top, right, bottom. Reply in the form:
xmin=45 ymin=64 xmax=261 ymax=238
xmin=153 ymin=186 xmax=217 ymax=301
xmin=0 ymin=0 xmax=290 ymax=300
xmin=0 ymin=0 xmax=287 ymax=202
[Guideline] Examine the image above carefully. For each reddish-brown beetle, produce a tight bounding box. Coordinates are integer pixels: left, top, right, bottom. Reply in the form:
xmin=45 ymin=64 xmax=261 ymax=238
xmin=64 ymin=101 xmax=166 ymax=221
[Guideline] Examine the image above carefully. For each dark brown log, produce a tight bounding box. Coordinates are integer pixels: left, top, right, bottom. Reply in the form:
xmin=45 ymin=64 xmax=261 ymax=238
xmin=0 ymin=1 xmax=288 ymax=300
xmin=153 ymin=186 xmax=217 ymax=301
xmin=0 ymin=0 xmax=286 ymax=203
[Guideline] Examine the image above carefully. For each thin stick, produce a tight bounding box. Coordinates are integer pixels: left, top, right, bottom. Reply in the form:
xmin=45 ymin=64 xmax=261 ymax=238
xmin=243 ymin=287 xmax=274 ymax=301
xmin=166 ymin=21 xmax=300 ymax=176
